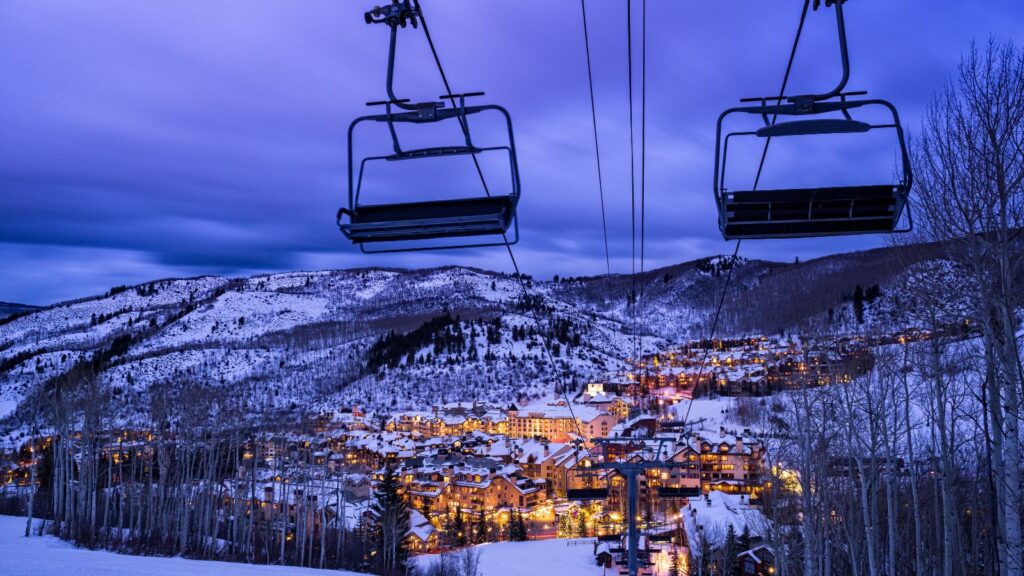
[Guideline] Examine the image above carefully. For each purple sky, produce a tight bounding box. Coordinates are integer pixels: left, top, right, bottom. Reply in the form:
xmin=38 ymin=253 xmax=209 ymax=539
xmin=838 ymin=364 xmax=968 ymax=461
xmin=2 ymin=1 xmax=1023 ymax=305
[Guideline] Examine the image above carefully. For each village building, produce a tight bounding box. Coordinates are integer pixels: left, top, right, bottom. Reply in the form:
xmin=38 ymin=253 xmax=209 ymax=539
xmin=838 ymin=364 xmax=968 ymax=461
xmin=388 ymin=453 xmax=549 ymax=520
xmin=506 ymin=401 xmax=619 ymax=442
xmin=408 ymin=509 xmax=440 ymax=552
xmin=386 ymin=402 xmax=508 ymax=437
xmin=663 ymin=428 xmax=765 ymax=495
xmin=738 ymin=544 xmax=776 ymax=576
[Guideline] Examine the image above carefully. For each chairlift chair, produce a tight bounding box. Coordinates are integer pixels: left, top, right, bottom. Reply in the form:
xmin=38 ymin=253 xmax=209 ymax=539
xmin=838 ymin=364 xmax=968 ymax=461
xmin=712 ymin=0 xmax=913 ymax=240
xmin=656 ymin=485 xmax=700 ymax=499
xmin=338 ymin=0 xmax=521 ymax=253
xmin=566 ymin=447 xmax=611 ymax=502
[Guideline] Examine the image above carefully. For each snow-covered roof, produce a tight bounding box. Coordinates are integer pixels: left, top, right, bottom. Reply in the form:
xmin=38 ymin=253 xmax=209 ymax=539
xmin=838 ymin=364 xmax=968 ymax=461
xmin=409 ymin=509 xmax=436 ymax=543
xmin=683 ymin=491 xmax=767 ymax=557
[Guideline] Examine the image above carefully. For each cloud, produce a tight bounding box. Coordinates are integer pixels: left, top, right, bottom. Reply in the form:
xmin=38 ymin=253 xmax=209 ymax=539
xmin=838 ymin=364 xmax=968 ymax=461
xmin=2 ymin=0 xmax=1022 ymax=304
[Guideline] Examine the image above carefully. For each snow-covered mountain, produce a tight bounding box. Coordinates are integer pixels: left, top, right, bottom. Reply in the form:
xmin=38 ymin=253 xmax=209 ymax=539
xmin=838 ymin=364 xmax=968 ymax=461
xmin=0 ymin=301 xmax=39 ymax=319
xmin=0 ymin=240 xmax=966 ymax=444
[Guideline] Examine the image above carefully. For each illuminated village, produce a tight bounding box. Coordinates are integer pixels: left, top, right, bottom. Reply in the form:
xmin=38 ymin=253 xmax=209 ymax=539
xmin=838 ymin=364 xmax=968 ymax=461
xmin=2 ymin=333 xmax=888 ymax=576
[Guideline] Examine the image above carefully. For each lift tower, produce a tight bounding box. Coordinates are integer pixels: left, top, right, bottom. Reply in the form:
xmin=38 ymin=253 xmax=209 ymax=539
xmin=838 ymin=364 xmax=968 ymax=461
xmin=590 ymin=437 xmax=699 ymax=576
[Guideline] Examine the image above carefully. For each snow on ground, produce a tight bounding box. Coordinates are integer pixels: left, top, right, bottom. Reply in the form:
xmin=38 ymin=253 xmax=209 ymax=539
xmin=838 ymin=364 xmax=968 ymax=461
xmin=137 ymin=290 xmax=330 ymax=353
xmin=0 ymin=515 xmax=363 ymax=576
xmin=0 ymin=277 xmax=228 ymax=348
xmin=413 ymin=538 xmax=604 ymax=576
xmin=104 ymin=348 xmax=277 ymax=392
xmin=671 ymin=397 xmax=737 ymax=428
xmin=0 ymin=515 xmax=601 ymax=576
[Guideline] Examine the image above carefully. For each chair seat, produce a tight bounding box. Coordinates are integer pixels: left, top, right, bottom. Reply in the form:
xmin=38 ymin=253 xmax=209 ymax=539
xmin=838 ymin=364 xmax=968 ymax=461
xmin=342 ymin=196 xmax=515 ymax=243
xmin=567 ymin=488 xmax=609 ymax=501
xmin=722 ymin=184 xmax=904 ymax=239
xmin=656 ymin=486 xmax=700 ymax=499
xmin=756 ymin=118 xmax=871 ymax=137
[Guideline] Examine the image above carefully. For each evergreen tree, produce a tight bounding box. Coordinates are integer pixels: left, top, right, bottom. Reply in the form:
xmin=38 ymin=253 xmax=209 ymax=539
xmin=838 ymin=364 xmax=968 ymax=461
xmin=453 ymin=508 xmax=467 ymax=547
xmin=739 ymin=524 xmax=752 ymax=552
xmin=668 ymin=546 xmax=682 ymax=576
xmin=515 ymin=510 xmax=529 ymax=541
xmin=474 ymin=512 xmax=488 ymax=544
xmin=722 ymin=523 xmax=738 ymax=576
xmin=507 ymin=509 xmax=528 ymax=541
xmin=575 ymin=511 xmax=588 ymax=538
xmin=370 ymin=464 xmax=410 ymax=576
xmin=699 ymin=537 xmax=712 ymax=576
xmin=853 ymin=284 xmax=865 ymax=324
xmin=557 ymin=513 xmax=573 ymax=538
xmin=504 ymin=510 xmax=515 ymax=541
xmin=506 ymin=510 xmax=517 ymax=541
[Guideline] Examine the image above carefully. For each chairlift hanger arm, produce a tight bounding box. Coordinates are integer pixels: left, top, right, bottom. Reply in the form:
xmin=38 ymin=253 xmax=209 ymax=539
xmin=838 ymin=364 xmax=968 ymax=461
xmin=742 ymin=0 xmax=851 ymax=110
xmin=366 ymin=1 xmax=420 ymax=111
xmin=802 ymin=0 xmax=851 ymax=103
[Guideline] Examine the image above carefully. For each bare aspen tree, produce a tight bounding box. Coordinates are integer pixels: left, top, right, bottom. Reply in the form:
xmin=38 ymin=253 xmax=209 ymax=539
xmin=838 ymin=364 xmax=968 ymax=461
xmin=913 ymin=39 xmax=1024 ymax=576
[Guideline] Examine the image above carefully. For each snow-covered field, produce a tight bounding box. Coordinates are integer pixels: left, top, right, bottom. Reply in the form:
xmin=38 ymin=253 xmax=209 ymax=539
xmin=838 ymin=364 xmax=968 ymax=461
xmin=0 ymin=514 xmax=603 ymax=576
xmin=670 ymin=397 xmax=737 ymax=427
xmin=413 ymin=538 xmax=604 ymax=576
xmin=0 ymin=515 xmax=363 ymax=576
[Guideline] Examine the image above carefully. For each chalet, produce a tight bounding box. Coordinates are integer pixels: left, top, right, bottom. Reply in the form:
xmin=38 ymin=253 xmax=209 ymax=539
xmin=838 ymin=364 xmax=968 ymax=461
xmin=512 ymin=439 xmax=588 ymax=497
xmin=408 ymin=509 xmax=440 ymax=552
xmin=738 ymin=544 xmax=776 ymax=576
